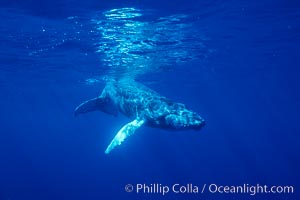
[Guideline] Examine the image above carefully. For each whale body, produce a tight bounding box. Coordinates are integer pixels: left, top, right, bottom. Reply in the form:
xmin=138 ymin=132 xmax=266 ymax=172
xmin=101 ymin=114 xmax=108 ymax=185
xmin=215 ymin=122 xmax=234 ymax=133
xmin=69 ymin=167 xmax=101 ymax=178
xmin=75 ymin=80 xmax=205 ymax=154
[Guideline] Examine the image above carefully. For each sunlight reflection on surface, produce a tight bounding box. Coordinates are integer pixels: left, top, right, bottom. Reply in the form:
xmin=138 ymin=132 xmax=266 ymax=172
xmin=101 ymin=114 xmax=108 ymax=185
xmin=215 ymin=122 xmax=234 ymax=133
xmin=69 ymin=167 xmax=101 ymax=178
xmin=92 ymin=7 xmax=209 ymax=80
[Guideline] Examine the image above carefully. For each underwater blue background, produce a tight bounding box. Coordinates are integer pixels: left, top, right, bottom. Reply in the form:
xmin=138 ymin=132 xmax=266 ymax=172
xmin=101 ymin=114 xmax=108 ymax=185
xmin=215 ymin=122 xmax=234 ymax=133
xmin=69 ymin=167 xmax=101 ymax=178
xmin=0 ymin=0 xmax=299 ymax=199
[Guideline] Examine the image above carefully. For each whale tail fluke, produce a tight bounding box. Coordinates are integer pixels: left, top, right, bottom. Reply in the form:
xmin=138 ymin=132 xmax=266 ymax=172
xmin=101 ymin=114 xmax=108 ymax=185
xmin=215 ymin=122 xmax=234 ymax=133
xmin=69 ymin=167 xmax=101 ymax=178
xmin=74 ymin=97 xmax=118 ymax=117
xmin=105 ymin=119 xmax=145 ymax=154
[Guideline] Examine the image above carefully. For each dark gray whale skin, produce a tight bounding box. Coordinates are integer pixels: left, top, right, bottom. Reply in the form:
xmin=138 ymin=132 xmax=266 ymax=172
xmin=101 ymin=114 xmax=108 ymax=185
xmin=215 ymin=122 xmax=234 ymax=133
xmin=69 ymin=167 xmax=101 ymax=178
xmin=75 ymin=80 xmax=205 ymax=153
xmin=75 ymin=80 xmax=205 ymax=130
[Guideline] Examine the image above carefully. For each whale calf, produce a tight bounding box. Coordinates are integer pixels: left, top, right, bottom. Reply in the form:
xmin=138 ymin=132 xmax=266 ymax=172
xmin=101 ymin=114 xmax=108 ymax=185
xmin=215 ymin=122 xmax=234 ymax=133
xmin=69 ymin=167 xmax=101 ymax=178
xmin=75 ymin=80 xmax=205 ymax=154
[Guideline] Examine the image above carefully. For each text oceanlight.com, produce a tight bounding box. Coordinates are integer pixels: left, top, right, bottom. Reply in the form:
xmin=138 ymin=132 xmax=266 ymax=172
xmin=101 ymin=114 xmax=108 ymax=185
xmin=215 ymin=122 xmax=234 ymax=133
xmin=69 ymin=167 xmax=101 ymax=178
xmin=124 ymin=183 xmax=294 ymax=196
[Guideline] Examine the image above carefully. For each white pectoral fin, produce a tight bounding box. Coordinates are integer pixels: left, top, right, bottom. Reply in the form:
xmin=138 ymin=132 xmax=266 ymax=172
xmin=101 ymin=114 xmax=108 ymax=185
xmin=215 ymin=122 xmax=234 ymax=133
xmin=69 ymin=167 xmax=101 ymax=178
xmin=105 ymin=119 xmax=145 ymax=154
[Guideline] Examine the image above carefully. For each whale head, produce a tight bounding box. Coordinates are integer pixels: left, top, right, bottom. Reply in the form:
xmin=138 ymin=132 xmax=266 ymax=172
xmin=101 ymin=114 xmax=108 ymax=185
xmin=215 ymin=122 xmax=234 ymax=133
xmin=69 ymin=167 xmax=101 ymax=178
xmin=164 ymin=103 xmax=205 ymax=130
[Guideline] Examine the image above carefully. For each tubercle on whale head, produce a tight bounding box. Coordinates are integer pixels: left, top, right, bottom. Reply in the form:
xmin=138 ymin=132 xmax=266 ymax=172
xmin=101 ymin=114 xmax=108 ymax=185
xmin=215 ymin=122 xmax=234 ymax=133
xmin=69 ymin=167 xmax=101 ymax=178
xmin=164 ymin=103 xmax=205 ymax=131
xmin=165 ymin=113 xmax=205 ymax=130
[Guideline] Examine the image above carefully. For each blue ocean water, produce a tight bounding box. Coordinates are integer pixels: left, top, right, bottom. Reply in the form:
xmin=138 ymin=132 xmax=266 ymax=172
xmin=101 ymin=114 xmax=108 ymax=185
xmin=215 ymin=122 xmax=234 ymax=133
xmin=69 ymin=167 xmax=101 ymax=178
xmin=0 ymin=0 xmax=299 ymax=199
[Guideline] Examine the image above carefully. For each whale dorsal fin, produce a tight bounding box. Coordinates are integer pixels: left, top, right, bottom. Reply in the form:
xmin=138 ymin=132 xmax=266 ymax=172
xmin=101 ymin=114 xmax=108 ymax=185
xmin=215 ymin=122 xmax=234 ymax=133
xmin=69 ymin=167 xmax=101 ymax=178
xmin=105 ymin=119 xmax=145 ymax=154
xmin=74 ymin=97 xmax=118 ymax=117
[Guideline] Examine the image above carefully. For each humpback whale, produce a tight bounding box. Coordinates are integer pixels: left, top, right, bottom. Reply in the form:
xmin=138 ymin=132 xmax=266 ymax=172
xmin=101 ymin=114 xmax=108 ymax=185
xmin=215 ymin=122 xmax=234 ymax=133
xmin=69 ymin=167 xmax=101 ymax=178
xmin=75 ymin=80 xmax=205 ymax=154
